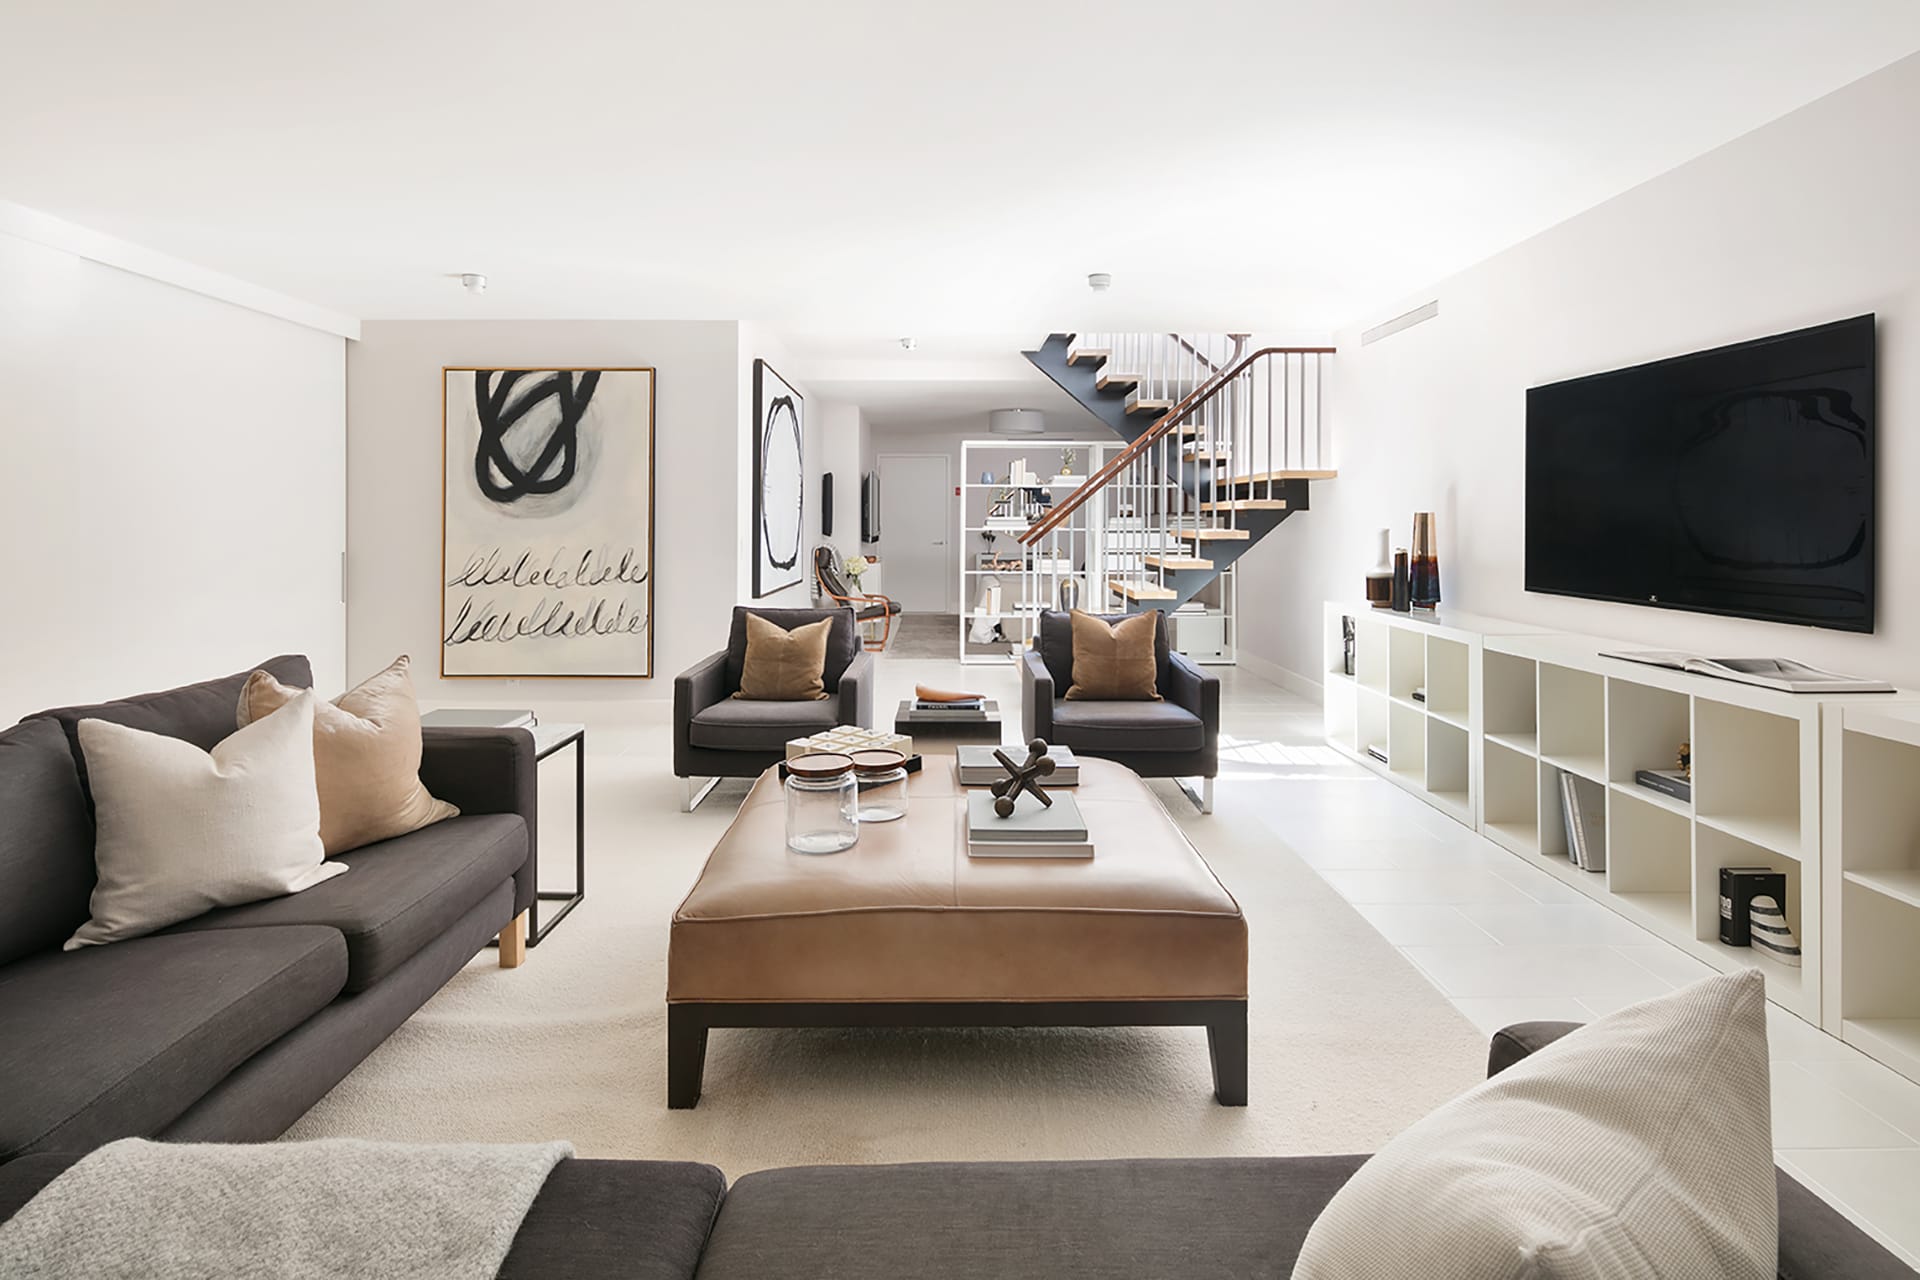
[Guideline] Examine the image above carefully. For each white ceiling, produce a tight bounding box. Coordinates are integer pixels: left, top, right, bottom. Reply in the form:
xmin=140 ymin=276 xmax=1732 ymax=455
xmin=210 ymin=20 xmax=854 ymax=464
xmin=5 ymin=1 xmax=1918 ymax=393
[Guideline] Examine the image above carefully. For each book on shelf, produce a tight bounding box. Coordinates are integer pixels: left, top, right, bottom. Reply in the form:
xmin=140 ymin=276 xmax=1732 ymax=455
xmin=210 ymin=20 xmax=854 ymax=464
xmin=1601 ymin=651 xmax=1894 ymax=694
xmin=1718 ymin=867 xmax=1787 ymax=947
xmin=956 ymin=744 xmax=1079 ymax=787
xmin=1364 ymin=744 xmax=1389 ymax=765
xmin=1559 ymin=772 xmax=1607 ymax=872
xmin=966 ymin=791 xmax=1088 ymax=846
xmin=1634 ymin=768 xmax=1692 ymax=803
xmin=1411 ymin=686 xmax=1427 ymax=703
xmin=421 ymin=708 xmax=536 ymax=729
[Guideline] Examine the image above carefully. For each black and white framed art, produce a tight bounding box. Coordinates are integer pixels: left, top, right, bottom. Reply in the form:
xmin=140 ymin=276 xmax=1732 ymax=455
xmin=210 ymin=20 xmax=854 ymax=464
xmin=441 ymin=366 xmax=656 ymax=677
xmin=751 ymin=359 xmax=805 ymax=597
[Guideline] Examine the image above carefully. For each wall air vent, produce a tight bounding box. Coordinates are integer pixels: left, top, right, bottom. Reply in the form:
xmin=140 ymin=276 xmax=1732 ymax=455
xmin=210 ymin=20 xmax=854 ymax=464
xmin=1361 ymin=300 xmax=1439 ymax=346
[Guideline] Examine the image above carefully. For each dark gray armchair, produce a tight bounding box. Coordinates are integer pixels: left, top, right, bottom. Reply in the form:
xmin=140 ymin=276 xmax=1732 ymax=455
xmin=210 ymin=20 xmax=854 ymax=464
xmin=1021 ymin=610 xmax=1220 ymax=812
xmin=674 ymin=606 xmax=874 ymax=810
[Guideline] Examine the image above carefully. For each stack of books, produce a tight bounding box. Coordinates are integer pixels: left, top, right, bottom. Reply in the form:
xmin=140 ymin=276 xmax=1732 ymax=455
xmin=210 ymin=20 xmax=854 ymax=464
xmin=912 ymin=695 xmax=988 ymax=719
xmin=1558 ymin=773 xmax=1607 ymax=872
xmin=966 ymin=791 xmax=1092 ymax=859
xmin=956 ymin=744 xmax=1079 ymax=787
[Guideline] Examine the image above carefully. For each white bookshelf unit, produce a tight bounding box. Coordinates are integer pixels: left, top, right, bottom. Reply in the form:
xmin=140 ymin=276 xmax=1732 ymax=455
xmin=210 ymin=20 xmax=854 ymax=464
xmin=1321 ymin=604 xmax=1540 ymax=828
xmin=1823 ymin=704 xmax=1920 ymax=1085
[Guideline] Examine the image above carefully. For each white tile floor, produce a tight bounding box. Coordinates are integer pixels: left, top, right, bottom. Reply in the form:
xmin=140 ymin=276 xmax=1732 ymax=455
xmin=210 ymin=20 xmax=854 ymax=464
xmin=871 ymin=648 xmax=1920 ymax=1263
xmin=1196 ymin=665 xmax=1920 ymax=1265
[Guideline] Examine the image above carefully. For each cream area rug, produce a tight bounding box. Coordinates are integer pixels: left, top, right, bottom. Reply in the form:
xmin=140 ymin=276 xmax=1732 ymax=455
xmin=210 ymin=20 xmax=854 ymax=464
xmin=285 ymin=728 xmax=1487 ymax=1175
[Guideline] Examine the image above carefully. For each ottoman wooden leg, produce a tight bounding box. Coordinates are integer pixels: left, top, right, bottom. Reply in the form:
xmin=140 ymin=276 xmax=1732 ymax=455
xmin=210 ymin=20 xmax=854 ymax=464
xmin=1207 ymin=1004 xmax=1248 ymax=1106
xmin=667 ymin=1005 xmax=709 ymax=1109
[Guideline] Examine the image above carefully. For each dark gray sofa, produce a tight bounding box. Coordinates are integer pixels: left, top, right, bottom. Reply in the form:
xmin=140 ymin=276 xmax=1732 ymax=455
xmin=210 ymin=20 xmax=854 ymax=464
xmin=0 ymin=655 xmax=536 ymax=1159
xmin=673 ymin=605 xmax=874 ymax=810
xmin=1022 ymin=609 xmax=1221 ymax=812
xmin=3 ymin=1025 xmax=1905 ymax=1277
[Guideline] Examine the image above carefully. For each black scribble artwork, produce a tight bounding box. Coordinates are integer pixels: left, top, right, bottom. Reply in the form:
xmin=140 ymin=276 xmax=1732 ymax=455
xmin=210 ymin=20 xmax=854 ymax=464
xmin=474 ymin=369 xmax=600 ymax=505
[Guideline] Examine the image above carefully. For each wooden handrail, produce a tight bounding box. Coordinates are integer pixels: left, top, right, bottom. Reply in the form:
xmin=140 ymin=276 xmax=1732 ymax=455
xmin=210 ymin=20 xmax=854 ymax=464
xmin=1019 ymin=344 xmax=1336 ymax=545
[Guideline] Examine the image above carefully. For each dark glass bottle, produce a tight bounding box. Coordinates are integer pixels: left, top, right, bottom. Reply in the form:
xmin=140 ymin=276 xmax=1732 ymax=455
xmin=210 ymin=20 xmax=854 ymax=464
xmin=1391 ymin=549 xmax=1411 ymax=612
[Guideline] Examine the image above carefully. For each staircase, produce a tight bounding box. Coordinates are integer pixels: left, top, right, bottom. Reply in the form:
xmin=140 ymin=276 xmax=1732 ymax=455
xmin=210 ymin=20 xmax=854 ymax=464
xmin=1018 ymin=333 xmax=1336 ymax=635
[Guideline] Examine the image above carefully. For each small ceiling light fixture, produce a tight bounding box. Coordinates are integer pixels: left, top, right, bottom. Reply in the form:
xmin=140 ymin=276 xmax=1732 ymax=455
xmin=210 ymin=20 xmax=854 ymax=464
xmin=460 ymin=273 xmax=488 ymax=295
xmin=898 ymin=337 xmax=918 ymax=351
xmin=988 ymin=408 xmax=1046 ymax=436
xmin=1087 ymin=272 xmax=1112 ymax=292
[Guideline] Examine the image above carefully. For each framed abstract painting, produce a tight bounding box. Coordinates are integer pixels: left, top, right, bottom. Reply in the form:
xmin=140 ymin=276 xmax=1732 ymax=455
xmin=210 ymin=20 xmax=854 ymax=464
xmin=441 ymin=366 xmax=655 ymax=677
xmin=751 ymin=359 xmax=805 ymax=597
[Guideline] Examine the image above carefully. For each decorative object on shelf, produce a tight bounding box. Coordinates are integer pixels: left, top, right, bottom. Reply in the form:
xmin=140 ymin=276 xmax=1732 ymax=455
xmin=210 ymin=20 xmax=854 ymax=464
xmin=914 ymin=684 xmax=987 ymax=708
xmin=850 ymin=749 xmax=910 ymax=823
xmin=1678 ymin=740 xmax=1692 ymax=780
xmin=1059 ymin=447 xmax=1078 ymax=477
xmin=1748 ymin=895 xmax=1802 ymax=967
xmin=751 ymin=359 xmax=806 ymax=598
xmin=1410 ymin=511 xmax=1441 ymax=610
xmin=441 ymin=366 xmax=655 ymax=678
xmin=988 ymin=737 xmax=1059 ymax=817
xmin=1341 ymin=615 xmax=1356 ymax=676
xmin=843 ymin=554 xmax=870 ymax=586
xmin=1390 ymin=548 xmax=1411 ymax=612
xmin=981 ymin=470 xmax=994 ymax=485
xmin=1365 ymin=530 xmax=1394 ymax=608
xmin=1057 ymin=576 xmax=1083 ymax=612
xmin=958 ymin=743 xmax=1079 ymax=787
xmin=1718 ymin=867 xmax=1787 ymax=948
xmin=784 ymin=753 xmax=858 ymax=854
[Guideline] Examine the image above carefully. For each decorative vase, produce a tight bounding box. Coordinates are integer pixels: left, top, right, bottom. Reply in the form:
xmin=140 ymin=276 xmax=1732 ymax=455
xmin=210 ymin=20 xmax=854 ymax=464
xmin=1410 ymin=512 xmax=1441 ymax=611
xmin=1365 ymin=529 xmax=1394 ymax=608
xmin=1057 ymin=577 xmax=1082 ymax=612
xmin=1391 ymin=549 xmax=1411 ymax=612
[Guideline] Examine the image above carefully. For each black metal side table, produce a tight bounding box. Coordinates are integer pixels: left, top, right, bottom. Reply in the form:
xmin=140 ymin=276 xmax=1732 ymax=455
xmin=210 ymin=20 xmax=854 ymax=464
xmin=525 ymin=722 xmax=586 ymax=946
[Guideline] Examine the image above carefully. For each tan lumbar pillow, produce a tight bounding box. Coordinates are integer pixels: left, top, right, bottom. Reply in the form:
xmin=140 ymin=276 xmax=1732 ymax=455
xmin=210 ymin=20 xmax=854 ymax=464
xmin=69 ymin=691 xmax=348 ymax=948
xmin=238 ymin=655 xmax=457 ymax=855
xmin=735 ymin=614 xmax=832 ymax=701
xmin=1064 ymin=610 xmax=1162 ymax=701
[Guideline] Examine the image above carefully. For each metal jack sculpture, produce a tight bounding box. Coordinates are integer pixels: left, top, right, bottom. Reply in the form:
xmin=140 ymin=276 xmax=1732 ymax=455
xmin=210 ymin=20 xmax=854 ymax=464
xmin=991 ymin=738 xmax=1058 ymax=817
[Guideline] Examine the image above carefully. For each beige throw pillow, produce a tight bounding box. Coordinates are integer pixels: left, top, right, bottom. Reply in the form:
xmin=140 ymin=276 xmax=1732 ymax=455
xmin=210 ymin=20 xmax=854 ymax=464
xmin=68 ymin=691 xmax=349 ymax=949
xmin=238 ymin=655 xmax=457 ymax=855
xmin=1064 ymin=610 xmax=1162 ymax=701
xmin=735 ymin=614 xmax=832 ymax=701
xmin=1292 ymin=970 xmax=1776 ymax=1280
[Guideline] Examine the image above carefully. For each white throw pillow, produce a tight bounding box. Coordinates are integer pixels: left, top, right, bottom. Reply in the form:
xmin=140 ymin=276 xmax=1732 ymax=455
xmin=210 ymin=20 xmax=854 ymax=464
xmin=67 ymin=690 xmax=349 ymax=949
xmin=1293 ymin=970 xmax=1776 ymax=1280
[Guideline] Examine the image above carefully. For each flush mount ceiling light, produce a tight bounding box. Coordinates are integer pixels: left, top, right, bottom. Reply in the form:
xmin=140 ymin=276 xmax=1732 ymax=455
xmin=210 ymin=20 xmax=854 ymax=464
xmin=898 ymin=337 xmax=918 ymax=350
xmin=460 ymin=273 xmax=488 ymax=295
xmin=1087 ymin=272 xmax=1112 ymax=292
xmin=988 ymin=408 xmax=1045 ymax=436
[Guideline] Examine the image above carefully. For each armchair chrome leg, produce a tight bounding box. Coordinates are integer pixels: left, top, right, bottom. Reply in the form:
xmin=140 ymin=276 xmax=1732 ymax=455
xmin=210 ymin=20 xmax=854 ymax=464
xmin=1176 ymin=776 xmax=1215 ymax=815
xmin=682 ymin=776 xmax=719 ymax=813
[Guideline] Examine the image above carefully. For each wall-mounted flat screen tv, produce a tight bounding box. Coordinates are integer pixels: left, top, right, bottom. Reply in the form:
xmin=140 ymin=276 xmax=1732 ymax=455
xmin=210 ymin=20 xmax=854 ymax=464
xmin=1525 ymin=314 xmax=1875 ymax=633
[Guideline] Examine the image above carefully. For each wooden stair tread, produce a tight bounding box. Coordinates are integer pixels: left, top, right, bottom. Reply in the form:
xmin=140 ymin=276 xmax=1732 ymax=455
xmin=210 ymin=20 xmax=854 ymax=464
xmin=1095 ymin=371 xmax=1142 ymax=390
xmin=1126 ymin=397 xmax=1175 ymax=415
xmin=1143 ymin=555 xmax=1214 ymax=571
xmin=1108 ymin=581 xmax=1179 ymax=601
xmin=1226 ymin=469 xmax=1338 ymax=484
xmin=1201 ymin=499 xmax=1289 ymax=512
xmin=1173 ymin=528 xmax=1251 ymax=542
xmin=1065 ymin=346 xmax=1109 ymax=365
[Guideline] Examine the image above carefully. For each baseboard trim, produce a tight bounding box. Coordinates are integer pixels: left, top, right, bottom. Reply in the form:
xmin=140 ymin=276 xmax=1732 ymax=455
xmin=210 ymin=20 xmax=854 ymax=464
xmin=1236 ymin=650 xmax=1323 ymax=701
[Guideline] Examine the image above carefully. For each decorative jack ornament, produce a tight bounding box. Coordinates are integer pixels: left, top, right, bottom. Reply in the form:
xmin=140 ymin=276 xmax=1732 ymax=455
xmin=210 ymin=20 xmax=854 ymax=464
xmin=990 ymin=737 xmax=1059 ymax=817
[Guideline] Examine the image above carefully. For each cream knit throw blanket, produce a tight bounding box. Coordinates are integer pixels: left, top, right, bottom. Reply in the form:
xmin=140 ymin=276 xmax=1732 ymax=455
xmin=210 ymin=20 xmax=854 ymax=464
xmin=0 ymin=1138 xmax=573 ymax=1280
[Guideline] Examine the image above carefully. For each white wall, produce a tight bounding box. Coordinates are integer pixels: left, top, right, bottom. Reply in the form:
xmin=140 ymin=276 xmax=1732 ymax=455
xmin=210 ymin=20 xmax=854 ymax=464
xmin=0 ymin=231 xmax=346 ymax=723
xmin=346 ymin=319 xmax=741 ymax=708
xmin=1242 ymin=52 xmax=1920 ymax=689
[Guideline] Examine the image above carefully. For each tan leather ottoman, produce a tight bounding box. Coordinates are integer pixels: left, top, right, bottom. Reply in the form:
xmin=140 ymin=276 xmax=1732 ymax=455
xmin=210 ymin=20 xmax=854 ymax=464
xmin=667 ymin=756 xmax=1247 ymax=1107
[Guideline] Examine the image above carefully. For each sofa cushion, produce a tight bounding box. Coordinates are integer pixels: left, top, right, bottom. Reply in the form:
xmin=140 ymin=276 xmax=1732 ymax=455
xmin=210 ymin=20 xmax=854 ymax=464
xmin=696 ymin=1157 xmax=1366 ymax=1279
xmin=0 ymin=927 xmax=347 ymax=1160
xmin=725 ymin=607 xmax=857 ymax=694
xmin=499 ymin=1159 xmax=726 ymax=1280
xmin=1064 ymin=610 xmax=1163 ymax=701
xmin=30 ymin=654 xmax=314 ymax=806
xmin=165 ymin=814 xmax=526 ymax=993
xmin=689 ymin=697 xmax=838 ymax=752
xmin=734 ymin=613 xmax=832 ymax=702
xmin=0 ymin=719 xmax=95 ymax=965
xmin=1037 ymin=610 xmax=1169 ymax=693
xmin=1049 ymin=699 xmax=1203 ymax=753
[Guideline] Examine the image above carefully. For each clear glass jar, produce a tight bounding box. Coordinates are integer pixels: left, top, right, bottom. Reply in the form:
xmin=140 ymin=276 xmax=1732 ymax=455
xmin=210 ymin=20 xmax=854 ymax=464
xmin=785 ymin=753 xmax=858 ymax=854
xmin=850 ymin=749 xmax=909 ymax=823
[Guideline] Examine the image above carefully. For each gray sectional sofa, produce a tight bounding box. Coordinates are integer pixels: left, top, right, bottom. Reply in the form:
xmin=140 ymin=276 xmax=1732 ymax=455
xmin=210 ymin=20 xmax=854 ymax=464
xmin=0 ymin=655 xmax=535 ymax=1159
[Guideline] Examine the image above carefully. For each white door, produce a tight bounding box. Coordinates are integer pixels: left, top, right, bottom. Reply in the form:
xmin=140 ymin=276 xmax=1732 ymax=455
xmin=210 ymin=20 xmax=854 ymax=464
xmin=878 ymin=453 xmax=951 ymax=613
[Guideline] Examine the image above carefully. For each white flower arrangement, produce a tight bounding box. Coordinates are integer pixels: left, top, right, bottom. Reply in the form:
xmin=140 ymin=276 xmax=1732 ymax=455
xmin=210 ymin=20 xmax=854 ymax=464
xmin=843 ymin=555 xmax=870 ymax=582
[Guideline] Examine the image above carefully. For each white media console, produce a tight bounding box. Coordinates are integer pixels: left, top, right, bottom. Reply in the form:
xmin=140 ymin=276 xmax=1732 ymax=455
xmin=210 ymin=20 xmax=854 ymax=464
xmin=1322 ymin=601 xmax=1919 ymax=1080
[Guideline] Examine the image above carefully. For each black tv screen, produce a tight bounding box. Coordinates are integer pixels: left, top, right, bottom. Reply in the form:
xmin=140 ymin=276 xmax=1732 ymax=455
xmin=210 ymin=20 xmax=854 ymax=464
xmin=1525 ymin=315 xmax=1875 ymax=633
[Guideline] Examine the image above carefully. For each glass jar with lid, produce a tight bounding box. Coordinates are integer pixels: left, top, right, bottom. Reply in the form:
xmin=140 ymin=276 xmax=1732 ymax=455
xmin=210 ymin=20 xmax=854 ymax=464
xmin=785 ymin=753 xmax=859 ymax=854
xmin=850 ymin=748 xmax=909 ymax=823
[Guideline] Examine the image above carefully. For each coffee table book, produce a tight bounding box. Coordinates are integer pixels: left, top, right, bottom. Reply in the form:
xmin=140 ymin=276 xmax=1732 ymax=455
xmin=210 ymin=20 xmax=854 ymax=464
xmin=956 ymin=744 xmax=1080 ymax=787
xmin=966 ymin=791 xmax=1091 ymax=858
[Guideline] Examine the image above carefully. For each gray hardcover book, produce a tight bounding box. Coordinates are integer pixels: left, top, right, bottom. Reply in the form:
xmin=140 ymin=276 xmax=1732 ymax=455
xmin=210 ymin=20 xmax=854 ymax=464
xmin=1562 ymin=773 xmax=1607 ymax=872
xmin=1560 ymin=771 xmax=1583 ymax=867
xmin=421 ymin=708 xmax=535 ymax=729
xmin=965 ymin=791 xmax=1088 ymax=843
xmin=955 ymin=745 xmax=1079 ymax=786
xmin=967 ymin=840 xmax=1094 ymax=860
